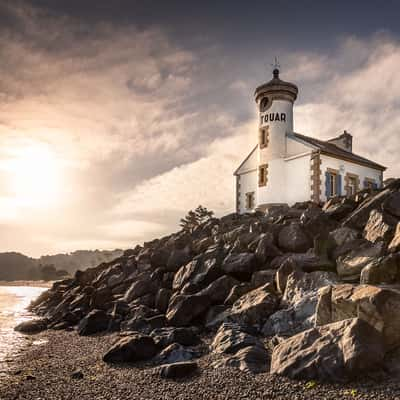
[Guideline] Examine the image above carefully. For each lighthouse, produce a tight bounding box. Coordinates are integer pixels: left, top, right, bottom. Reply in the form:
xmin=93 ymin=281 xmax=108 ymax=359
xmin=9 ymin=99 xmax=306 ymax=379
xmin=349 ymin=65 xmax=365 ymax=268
xmin=234 ymin=67 xmax=385 ymax=214
xmin=254 ymin=68 xmax=298 ymax=209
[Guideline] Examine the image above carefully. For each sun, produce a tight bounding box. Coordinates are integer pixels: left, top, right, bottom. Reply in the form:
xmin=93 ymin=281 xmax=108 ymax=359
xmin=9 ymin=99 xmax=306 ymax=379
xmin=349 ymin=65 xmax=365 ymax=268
xmin=7 ymin=144 xmax=63 ymax=208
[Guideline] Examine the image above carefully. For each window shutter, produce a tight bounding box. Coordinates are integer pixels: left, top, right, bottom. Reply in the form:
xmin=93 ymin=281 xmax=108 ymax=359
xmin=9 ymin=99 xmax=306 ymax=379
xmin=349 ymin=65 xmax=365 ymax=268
xmin=336 ymin=174 xmax=342 ymax=196
xmin=325 ymin=172 xmax=330 ymax=198
xmin=363 ymin=179 xmax=368 ymax=189
xmin=373 ymin=182 xmax=378 ymax=190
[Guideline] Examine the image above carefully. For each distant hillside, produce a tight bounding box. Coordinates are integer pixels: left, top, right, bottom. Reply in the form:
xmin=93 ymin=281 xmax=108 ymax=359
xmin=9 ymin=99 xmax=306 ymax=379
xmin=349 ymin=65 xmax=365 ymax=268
xmin=39 ymin=249 xmax=124 ymax=274
xmin=0 ymin=249 xmax=124 ymax=281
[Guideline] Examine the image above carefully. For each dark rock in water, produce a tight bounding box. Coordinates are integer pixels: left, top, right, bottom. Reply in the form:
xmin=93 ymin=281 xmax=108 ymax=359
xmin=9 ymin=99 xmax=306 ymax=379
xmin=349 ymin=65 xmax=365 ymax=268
xmin=150 ymin=327 xmax=199 ymax=348
xmin=103 ymin=334 xmax=159 ymax=363
xmin=159 ymin=361 xmax=198 ymax=379
xmin=221 ymin=253 xmax=256 ymax=280
xmin=14 ymin=318 xmax=47 ymax=334
xmin=155 ymin=343 xmax=196 ymax=364
xmin=278 ymin=223 xmax=312 ymax=253
xmin=211 ymin=322 xmax=262 ymax=354
xmin=71 ymin=369 xmax=84 ymax=379
xmin=166 ymin=294 xmax=211 ymax=327
xmin=212 ymin=345 xmax=269 ymax=374
xmin=271 ymin=318 xmax=384 ymax=382
xmin=78 ymin=309 xmax=110 ymax=336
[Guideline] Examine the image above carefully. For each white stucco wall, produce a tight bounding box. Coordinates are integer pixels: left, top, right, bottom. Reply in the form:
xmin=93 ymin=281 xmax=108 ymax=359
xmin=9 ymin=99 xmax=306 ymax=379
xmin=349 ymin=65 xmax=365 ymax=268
xmin=320 ymin=155 xmax=383 ymax=202
xmin=285 ymin=154 xmax=311 ymax=204
xmin=237 ymin=169 xmax=258 ymax=214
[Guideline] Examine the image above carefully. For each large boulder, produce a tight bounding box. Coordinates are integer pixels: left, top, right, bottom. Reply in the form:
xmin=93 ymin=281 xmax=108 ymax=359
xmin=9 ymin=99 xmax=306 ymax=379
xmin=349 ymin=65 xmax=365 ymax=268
xmin=254 ymin=233 xmax=282 ymax=265
xmin=211 ymin=322 xmax=263 ymax=354
xmin=389 ymin=223 xmax=400 ymax=253
xmin=329 ymin=227 xmax=360 ymax=248
xmin=159 ymin=361 xmax=198 ymax=379
xmin=315 ymin=284 xmax=400 ymax=350
xmin=124 ymin=278 xmax=157 ymax=303
xmin=150 ymin=327 xmax=200 ymax=348
xmin=198 ymin=275 xmax=239 ymax=305
xmin=224 ymin=283 xmax=253 ymax=306
xmin=103 ymin=334 xmax=159 ymax=363
xmin=343 ymin=188 xmax=396 ymax=229
xmin=322 ymin=198 xmax=357 ymax=221
xmin=360 ymin=253 xmax=400 ymax=284
xmin=278 ymin=223 xmax=312 ymax=253
xmin=221 ymin=253 xmax=257 ymax=280
xmin=166 ymin=294 xmax=211 ymax=327
xmin=382 ymin=191 xmax=400 ymax=218
xmin=78 ymin=309 xmax=110 ymax=336
xmin=155 ymin=343 xmax=196 ymax=364
xmin=336 ymin=241 xmax=384 ymax=282
xmin=14 ymin=318 xmax=48 ymax=334
xmin=211 ymin=345 xmax=269 ymax=374
xmin=263 ymin=271 xmax=338 ymax=337
xmin=229 ymin=283 xmax=279 ymax=328
xmin=271 ymin=318 xmax=384 ymax=381
xmin=363 ymin=209 xmax=397 ymax=243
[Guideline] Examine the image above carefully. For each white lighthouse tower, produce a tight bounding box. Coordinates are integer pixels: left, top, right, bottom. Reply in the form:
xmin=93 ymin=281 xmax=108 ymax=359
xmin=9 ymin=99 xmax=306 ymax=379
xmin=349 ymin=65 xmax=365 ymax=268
xmin=254 ymin=67 xmax=298 ymax=209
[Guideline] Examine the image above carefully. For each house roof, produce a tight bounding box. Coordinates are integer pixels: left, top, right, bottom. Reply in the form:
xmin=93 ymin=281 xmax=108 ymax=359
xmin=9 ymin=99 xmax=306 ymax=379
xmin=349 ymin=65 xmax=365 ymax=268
xmin=291 ymin=132 xmax=386 ymax=171
xmin=233 ymin=145 xmax=257 ymax=176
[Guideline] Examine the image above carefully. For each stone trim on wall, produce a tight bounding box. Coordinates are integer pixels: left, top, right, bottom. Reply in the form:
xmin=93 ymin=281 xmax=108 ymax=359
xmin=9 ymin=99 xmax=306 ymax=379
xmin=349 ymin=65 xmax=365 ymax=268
xmin=259 ymin=126 xmax=269 ymax=149
xmin=236 ymin=175 xmax=241 ymax=213
xmin=344 ymin=172 xmax=360 ymax=196
xmin=258 ymin=164 xmax=268 ymax=187
xmin=310 ymin=151 xmax=321 ymax=203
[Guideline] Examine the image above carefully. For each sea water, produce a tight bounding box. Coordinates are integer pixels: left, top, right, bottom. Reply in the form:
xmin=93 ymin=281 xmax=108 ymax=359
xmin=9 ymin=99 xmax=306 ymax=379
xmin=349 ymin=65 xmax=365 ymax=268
xmin=0 ymin=286 xmax=47 ymax=376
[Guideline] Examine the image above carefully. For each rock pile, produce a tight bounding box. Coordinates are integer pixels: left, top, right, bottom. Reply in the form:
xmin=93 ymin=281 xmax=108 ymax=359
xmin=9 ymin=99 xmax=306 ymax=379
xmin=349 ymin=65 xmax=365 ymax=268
xmin=22 ymin=179 xmax=400 ymax=382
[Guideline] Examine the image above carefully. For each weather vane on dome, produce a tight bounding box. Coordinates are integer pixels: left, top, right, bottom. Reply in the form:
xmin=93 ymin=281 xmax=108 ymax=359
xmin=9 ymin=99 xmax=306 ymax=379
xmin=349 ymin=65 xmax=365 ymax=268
xmin=271 ymin=56 xmax=280 ymax=71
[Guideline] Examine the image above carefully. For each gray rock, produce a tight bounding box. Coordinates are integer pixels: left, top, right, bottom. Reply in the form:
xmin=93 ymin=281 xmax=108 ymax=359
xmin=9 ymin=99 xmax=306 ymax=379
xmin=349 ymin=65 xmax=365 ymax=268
xmin=382 ymin=191 xmax=400 ymax=218
xmin=221 ymin=253 xmax=257 ymax=280
xmin=156 ymin=343 xmax=195 ymax=364
xmin=389 ymin=223 xmax=400 ymax=253
xmin=360 ymin=253 xmax=400 ymax=284
xmin=150 ymin=327 xmax=199 ymax=348
xmin=166 ymin=294 xmax=211 ymax=327
xmin=271 ymin=318 xmax=384 ymax=381
xmin=229 ymin=284 xmax=278 ymax=328
xmin=14 ymin=318 xmax=47 ymax=334
xmin=251 ymin=270 xmax=275 ymax=288
xmin=211 ymin=322 xmax=263 ymax=354
xmin=363 ymin=209 xmax=397 ymax=243
xmin=212 ymin=345 xmax=269 ymax=374
xmin=159 ymin=361 xmax=198 ymax=379
xmin=124 ymin=278 xmax=157 ymax=303
xmin=337 ymin=241 xmax=385 ymax=281
xmin=278 ymin=223 xmax=311 ymax=253
xmin=78 ymin=309 xmax=109 ymax=336
xmin=329 ymin=227 xmax=360 ymax=248
xmin=224 ymin=283 xmax=253 ymax=306
xmin=198 ymin=275 xmax=239 ymax=305
xmin=103 ymin=334 xmax=159 ymax=363
xmin=155 ymin=288 xmax=172 ymax=313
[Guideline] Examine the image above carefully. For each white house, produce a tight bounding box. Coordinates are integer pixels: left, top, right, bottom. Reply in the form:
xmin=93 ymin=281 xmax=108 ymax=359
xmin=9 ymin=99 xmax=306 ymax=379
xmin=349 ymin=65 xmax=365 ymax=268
xmin=234 ymin=68 xmax=386 ymax=214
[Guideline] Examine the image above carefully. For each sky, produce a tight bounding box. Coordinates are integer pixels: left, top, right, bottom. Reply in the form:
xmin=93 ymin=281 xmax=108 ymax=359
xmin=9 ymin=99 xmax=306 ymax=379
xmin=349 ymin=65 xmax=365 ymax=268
xmin=0 ymin=0 xmax=399 ymax=257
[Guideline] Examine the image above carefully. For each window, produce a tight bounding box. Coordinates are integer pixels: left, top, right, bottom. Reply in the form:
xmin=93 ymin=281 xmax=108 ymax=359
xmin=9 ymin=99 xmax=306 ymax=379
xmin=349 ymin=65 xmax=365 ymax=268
xmin=325 ymin=169 xmax=341 ymax=198
xmin=245 ymin=192 xmax=255 ymax=210
xmin=259 ymin=126 xmax=269 ymax=148
xmin=364 ymin=178 xmax=376 ymax=190
xmin=348 ymin=176 xmax=357 ymax=196
xmin=259 ymin=164 xmax=268 ymax=187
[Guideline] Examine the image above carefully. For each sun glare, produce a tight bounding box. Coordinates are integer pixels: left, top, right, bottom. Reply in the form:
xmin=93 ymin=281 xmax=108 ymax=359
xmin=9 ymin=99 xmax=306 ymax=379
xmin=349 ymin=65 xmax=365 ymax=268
xmin=6 ymin=144 xmax=63 ymax=208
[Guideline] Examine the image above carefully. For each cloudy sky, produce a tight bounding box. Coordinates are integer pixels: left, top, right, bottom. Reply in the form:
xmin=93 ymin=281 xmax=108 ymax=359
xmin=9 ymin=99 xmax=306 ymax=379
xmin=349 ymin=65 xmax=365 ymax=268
xmin=0 ymin=1 xmax=399 ymax=257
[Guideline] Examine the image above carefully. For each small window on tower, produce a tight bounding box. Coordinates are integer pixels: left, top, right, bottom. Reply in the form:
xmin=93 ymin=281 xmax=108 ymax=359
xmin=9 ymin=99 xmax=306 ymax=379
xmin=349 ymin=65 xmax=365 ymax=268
xmin=260 ymin=97 xmax=270 ymax=112
xmin=259 ymin=164 xmax=268 ymax=187
xmin=259 ymin=126 xmax=269 ymax=148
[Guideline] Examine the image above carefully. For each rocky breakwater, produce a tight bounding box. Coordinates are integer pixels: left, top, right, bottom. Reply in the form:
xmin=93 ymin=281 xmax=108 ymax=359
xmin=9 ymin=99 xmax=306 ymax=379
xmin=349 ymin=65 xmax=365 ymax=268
xmin=20 ymin=179 xmax=400 ymax=382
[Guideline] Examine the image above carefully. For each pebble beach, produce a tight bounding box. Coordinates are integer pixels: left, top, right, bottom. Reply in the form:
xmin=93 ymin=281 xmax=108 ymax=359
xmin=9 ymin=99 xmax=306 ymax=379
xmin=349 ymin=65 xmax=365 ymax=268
xmin=1 ymin=330 xmax=400 ymax=400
